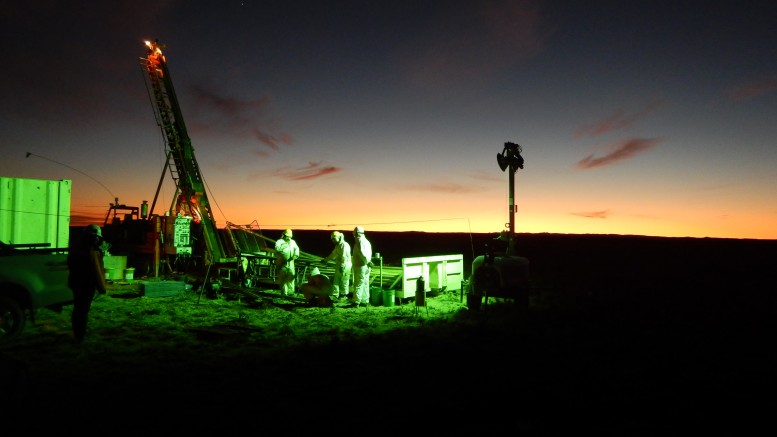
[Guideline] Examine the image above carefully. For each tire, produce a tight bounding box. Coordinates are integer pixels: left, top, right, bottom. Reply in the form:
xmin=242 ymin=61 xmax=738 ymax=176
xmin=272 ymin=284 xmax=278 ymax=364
xmin=0 ymin=295 xmax=26 ymax=341
xmin=466 ymin=291 xmax=482 ymax=311
xmin=469 ymin=264 xmax=498 ymax=311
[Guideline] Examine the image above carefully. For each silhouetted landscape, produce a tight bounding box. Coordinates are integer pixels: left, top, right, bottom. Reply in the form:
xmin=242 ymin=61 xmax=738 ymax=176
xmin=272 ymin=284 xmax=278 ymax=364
xmin=2 ymin=232 xmax=775 ymax=434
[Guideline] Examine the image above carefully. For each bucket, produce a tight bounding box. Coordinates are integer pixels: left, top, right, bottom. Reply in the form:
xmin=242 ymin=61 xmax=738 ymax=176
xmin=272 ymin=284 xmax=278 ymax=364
xmin=105 ymin=268 xmax=122 ymax=280
xmin=382 ymin=289 xmax=395 ymax=307
xmin=369 ymin=287 xmax=383 ymax=306
xmin=125 ymin=268 xmax=135 ymax=283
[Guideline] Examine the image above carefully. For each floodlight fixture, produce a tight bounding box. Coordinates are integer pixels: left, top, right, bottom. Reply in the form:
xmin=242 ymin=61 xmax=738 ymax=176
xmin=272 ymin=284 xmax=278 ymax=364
xmin=497 ymin=141 xmax=525 ymax=172
xmin=497 ymin=153 xmax=509 ymax=171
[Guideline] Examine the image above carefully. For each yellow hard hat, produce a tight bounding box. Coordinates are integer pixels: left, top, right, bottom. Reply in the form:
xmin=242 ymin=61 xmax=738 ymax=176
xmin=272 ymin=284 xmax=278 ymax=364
xmin=282 ymin=229 xmax=293 ymax=237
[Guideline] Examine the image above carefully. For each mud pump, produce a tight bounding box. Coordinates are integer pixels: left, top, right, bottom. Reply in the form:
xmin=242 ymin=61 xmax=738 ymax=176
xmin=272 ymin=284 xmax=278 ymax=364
xmin=467 ymin=142 xmax=530 ymax=312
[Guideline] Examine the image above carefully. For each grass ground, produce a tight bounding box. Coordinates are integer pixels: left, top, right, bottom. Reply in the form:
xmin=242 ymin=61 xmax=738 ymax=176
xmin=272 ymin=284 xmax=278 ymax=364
xmin=2 ymin=233 xmax=776 ymax=433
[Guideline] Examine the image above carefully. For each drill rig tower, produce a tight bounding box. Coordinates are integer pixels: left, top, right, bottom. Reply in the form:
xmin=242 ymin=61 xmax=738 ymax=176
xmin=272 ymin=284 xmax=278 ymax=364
xmin=140 ymin=39 xmax=230 ymax=266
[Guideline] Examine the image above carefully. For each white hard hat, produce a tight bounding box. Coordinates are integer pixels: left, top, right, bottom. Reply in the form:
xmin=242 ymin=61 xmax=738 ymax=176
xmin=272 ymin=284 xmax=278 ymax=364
xmin=311 ymin=267 xmax=321 ymax=276
xmin=354 ymin=226 xmax=364 ymax=234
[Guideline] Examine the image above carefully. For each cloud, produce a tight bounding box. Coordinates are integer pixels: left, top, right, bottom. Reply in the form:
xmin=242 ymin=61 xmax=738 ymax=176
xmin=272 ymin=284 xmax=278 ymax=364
xmin=576 ymin=138 xmax=661 ymax=170
xmin=575 ymin=100 xmax=665 ymax=138
xmin=253 ymin=130 xmax=294 ymax=152
xmin=70 ymin=211 xmax=108 ymax=228
xmin=725 ymin=74 xmax=777 ymax=101
xmin=571 ymin=210 xmax=611 ymax=219
xmin=272 ymin=162 xmax=341 ymax=181
xmin=470 ymin=169 xmax=504 ymax=182
xmin=399 ymin=0 xmax=552 ymax=87
xmin=187 ymin=84 xmax=293 ymax=151
xmin=398 ymin=182 xmax=476 ymax=194
xmin=252 ymin=149 xmax=272 ymax=159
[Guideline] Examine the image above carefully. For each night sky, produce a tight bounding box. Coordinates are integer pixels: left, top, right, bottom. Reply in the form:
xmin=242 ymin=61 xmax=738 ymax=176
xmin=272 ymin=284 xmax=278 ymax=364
xmin=3 ymin=1 xmax=775 ymax=239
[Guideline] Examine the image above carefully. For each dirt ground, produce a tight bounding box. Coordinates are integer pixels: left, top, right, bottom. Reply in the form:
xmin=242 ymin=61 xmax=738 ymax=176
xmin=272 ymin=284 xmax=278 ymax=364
xmin=2 ymin=278 xmax=475 ymax=374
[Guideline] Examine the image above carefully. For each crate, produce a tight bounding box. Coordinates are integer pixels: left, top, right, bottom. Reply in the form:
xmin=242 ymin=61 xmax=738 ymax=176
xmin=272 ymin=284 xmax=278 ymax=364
xmin=399 ymin=254 xmax=464 ymax=299
xmin=138 ymin=280 xmax=185 ymax=297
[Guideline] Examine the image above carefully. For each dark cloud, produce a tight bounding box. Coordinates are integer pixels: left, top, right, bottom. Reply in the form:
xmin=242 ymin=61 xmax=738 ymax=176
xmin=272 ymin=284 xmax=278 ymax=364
xmin=470 ymin=170 xmax=504 ymax=183
xmin=400 ymin=0 xmax=552 ymax=87
xmin=70 ymin=212 xmax=107 ymax=228
xmin=576 ymin=138 xmax=660 ymax=170
xmin=253 ymin=130 xmax=293 ymax=152
xmin=272 ymin=162 xmax=340 ymax=181
xmin=725 ymin=74 xmax=777 ymax=101
xmin=187 ymin=84 xmax=293 ymax=151
xmin=575 ymin=100 xmax=665 ymax=138
xmin=252 ymin=149 xmax=272 ymax=159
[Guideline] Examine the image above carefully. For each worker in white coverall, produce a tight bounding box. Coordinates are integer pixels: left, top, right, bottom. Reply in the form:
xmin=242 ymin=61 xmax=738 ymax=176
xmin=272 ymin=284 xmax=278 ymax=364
xmin=349 ymin=226 xmax=372 ymax=307
xmin=274 ymin=228 xmax=300 ymax=297
xmin=322 ymin=230 xmax=352 ymax=300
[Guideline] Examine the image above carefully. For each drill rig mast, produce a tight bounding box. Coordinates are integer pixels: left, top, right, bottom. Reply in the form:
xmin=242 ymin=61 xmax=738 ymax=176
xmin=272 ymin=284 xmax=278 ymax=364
xmin=140 ymin=39 xmax=231 ymax=266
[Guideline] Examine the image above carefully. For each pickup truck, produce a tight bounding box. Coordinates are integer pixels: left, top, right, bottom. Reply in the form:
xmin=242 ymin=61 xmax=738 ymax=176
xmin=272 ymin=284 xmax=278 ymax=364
xmin=0 ymin=242 xmax=72 ymax=342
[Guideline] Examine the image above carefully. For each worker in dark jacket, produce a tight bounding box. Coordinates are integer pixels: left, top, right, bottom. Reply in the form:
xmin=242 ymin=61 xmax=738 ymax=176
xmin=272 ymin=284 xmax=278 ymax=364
xmin=67 ymin=224 xmax=107 ymax=344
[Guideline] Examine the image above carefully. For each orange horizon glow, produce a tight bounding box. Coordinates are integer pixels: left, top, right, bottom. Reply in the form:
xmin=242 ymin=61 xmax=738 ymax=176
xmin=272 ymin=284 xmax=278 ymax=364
xmin=69 ymin=200 xmax=777 ymax=241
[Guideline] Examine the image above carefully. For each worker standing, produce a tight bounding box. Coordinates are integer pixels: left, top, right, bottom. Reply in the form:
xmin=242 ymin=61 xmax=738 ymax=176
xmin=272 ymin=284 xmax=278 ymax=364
xmin=322 ymin=231 xmax=352 ymax=301
xmin=348 ymin=226 xmax=372 ymax=307
xmin=274 ymin=229 xmax=300 ymax=297
xmin=67 ymin=224 xmax=108 ymax=344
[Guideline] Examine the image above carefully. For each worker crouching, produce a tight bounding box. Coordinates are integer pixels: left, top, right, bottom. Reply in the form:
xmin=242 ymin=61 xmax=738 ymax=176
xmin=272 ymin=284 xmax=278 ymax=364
xmin=300 ymin=267 xmax=335 ymax=308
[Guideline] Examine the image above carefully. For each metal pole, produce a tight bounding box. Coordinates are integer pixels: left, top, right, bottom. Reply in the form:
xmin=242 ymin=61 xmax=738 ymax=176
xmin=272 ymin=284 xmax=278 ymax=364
xmin=508 ymin=166 xmax=516 ymax=256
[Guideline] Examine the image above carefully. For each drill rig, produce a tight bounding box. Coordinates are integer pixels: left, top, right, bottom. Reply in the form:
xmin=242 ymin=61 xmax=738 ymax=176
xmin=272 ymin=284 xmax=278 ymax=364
xmin=102 ymin=40 xmax=274 ymax=284
xmin=140 ymin=39 xmax=229 ymax=266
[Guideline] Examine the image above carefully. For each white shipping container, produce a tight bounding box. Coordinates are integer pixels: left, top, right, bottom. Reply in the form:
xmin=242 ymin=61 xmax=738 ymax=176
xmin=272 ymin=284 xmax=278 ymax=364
xmin=0 ymin=176 xmax=71 ymax=249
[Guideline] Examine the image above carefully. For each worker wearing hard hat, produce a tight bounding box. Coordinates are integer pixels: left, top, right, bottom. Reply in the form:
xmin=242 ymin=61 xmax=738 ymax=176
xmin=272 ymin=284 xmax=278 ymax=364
xmin=67 ymin=224 xmax=108 ymax=343
xmin=348 ymin=226 xmax=372 ymax=307
xmin=274 ymin=228 xmax=300 ymax=297
xmin=322 ymin=230 xmax=352 ymax=300
xmin=299 ymin=267 xmax=335 ymax=308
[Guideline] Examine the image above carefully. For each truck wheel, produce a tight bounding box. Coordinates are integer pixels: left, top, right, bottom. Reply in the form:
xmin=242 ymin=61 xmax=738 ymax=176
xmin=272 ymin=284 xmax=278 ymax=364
xmin=0 ymin=295 xmax=26 ymax=341
xmin=466 ymin=291 xmax=482 ymax=311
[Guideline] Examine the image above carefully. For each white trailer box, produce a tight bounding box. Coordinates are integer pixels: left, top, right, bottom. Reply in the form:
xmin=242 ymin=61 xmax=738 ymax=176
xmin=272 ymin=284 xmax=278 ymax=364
xmin=0 ymin=177 xmax=71 ymax=250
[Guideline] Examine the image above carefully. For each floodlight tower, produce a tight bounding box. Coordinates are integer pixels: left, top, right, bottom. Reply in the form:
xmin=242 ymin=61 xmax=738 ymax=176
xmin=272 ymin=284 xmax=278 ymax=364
xmin=496 ymin=142 xmax=524 ymax=255
xmin=467 ymin=141 xmax=530 ymax=313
